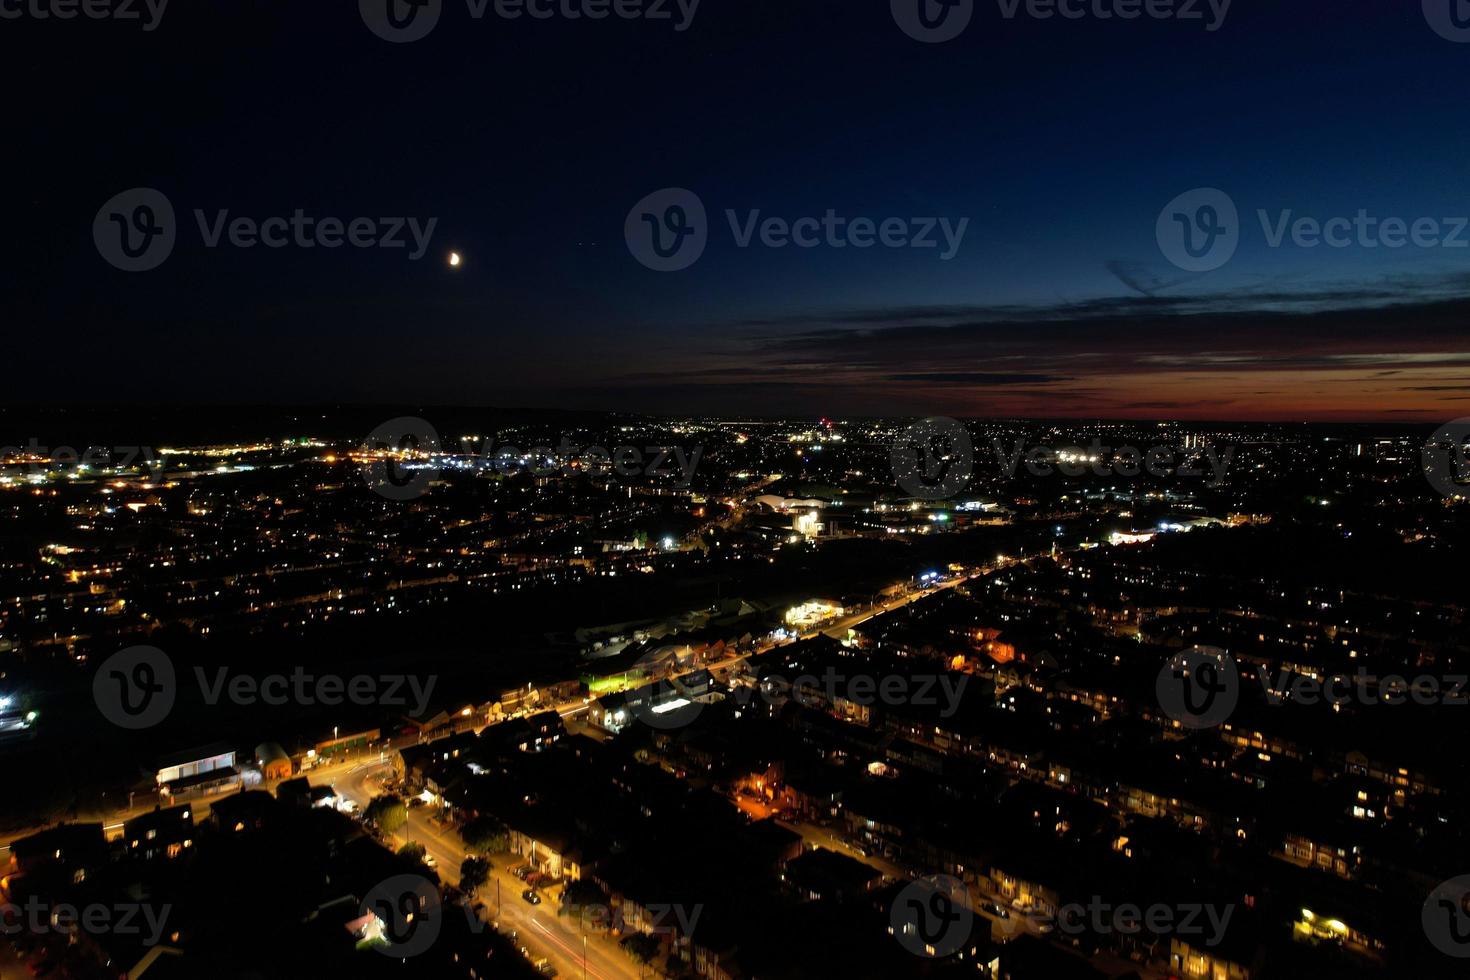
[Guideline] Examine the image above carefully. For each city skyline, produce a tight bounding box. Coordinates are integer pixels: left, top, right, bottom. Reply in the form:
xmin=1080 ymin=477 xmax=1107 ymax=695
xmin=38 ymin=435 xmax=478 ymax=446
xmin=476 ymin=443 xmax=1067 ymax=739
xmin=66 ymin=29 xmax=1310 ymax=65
xmin=6 ymin=1 xmax=1470 ymax=977
xmin=1 ymin=409 xmax=1466 ymax=977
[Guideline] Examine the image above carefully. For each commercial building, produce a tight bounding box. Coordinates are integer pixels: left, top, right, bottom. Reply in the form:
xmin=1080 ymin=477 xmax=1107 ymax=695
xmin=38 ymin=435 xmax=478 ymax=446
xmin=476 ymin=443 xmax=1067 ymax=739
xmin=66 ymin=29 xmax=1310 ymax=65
xmin=254 ymin=741 xmax=293 ymax=780
xmin=590 ymin=670 xmax=715 ymax=734
xmin=154 ymin=743 xmax=240 ymax=801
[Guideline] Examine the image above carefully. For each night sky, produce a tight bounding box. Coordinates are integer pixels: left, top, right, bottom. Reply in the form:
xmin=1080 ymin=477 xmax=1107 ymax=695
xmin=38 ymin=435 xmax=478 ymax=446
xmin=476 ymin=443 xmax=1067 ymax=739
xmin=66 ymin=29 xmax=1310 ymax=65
xmin=7 ymin=0 xmax=1470 ymax=420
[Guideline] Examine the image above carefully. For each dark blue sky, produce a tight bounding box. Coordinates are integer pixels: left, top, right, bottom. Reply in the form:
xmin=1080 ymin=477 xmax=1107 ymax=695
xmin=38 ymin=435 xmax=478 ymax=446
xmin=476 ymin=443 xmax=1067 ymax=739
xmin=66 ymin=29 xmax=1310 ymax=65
xmin=7 ymin=0 xmax=1470 ymax=419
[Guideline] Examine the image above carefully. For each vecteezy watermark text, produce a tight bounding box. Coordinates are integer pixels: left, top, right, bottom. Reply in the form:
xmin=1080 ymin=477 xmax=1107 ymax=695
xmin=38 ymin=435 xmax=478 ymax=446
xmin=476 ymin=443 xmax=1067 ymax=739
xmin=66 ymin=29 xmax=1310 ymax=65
xmin=358 ymin=416 xmax=704 ymax=500
xmin=94 ymin=188 xmax=438 ymax=271
xmin=1156 ymin=646 xmax=1469 ymax=730
xmin=1258 ymin=209 xmax=1470 ymax=250
xmin=570 ymin=901 xmax=704 ymax=936
xmin=625 ymin=188 xmax=969 ymax=271
xmin=994 ymin=439 xmax=1233 ymax=484
xmin=194 ymin=667 xmax=437 ymax=715
xmin=754 ymin=670 xmax=970 ymax=718
xmin=994 ymin=0 xmax=1230 ymax=29
xmin=0 ymin=0 xmax=168 ymax=30
xmin=471 ymin=435 xmax=702 ymax=483
xmin=359 ymin=0 xmax=701 ymax=43
xmin=891 ymin=0 xmax=1231 ymax=43
xmin=1 ymin=898 xmax=172 ymax=946
xmin=1054 ymin=898 xmax=1234 ymax=946
xmin=0 ymin=441 xmax=162 ymax=482
xmin=726 ymin=210 xmax=969 ymax=261
xmin=1158 ymin=187 xmax=1470 ymax=272
xmin=1256 ymin=667 xmax=1468 ymax=708
xmin=93 ymin=645 xmax=437 ymax=729
xmin=358 ymin=874 xmax=700 ymax=959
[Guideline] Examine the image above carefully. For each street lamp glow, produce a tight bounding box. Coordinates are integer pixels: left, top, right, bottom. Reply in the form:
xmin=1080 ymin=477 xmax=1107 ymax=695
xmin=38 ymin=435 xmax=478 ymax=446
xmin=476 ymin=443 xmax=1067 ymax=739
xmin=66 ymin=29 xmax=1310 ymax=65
xmin=449 ymin=251 xmax=462 ymax=268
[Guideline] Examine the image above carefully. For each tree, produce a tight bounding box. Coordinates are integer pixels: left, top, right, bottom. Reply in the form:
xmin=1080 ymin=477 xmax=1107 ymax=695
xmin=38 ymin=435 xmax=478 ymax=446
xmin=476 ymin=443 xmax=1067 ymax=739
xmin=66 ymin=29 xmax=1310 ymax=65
xmin=397 ymin=841 xmax=427 ymax=862
xmin=460 ymin=856 xmax=491 ymax=894
xmin=460 ymin=815 xmax=508 ymax=854
xmin=561 ymin=879 xmax=608 ymax=910
xmin=365 ymin=795 xmax=407 ymax=835
xmin=620 ymin=932 xmax=660 ymax=968
xmin=560 ymin=879 xmax=610 ymax=929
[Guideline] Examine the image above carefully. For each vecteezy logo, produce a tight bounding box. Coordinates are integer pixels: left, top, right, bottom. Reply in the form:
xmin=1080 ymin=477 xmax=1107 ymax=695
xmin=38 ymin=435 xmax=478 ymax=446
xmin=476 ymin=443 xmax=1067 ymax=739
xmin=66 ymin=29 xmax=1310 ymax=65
xmin=1422 ymin=417 xmax=1470 ymax=500
xmin=1423 ymin=876 xmax=1470 ymax=957
xmin=360 ymin=417 xmax=443 ymax=501
xmin=360 ymin=0 xmax=442 ymax=42
xmin=891 ymin=875 xmax=973 ymax=957
xmin=93 ymin=646 xmax=176 ymax=729
xmin=1156 ymin=646 xmax=1239 ymax=729
xmin=891 ymin=0 xmax=973 ymax=43
xmin=1424 ymin=0 xmax=1470 ymax=42
xmin=626 ymin=646 xmax=705 ymax=731
xmin=1156 ymin=188 xmax=1239 ymax=272
xmin=625 ymin=649 xmax=706 ymax=731
xmin=93 ymin=188 xmax=176 ymax=272
xmin=362 ymin=875 xmax=442 ymax=957
xmin=891 ymin=417 xmax=973 ymax=500
xmin=625 ymin=188 xmax=707 ymax=272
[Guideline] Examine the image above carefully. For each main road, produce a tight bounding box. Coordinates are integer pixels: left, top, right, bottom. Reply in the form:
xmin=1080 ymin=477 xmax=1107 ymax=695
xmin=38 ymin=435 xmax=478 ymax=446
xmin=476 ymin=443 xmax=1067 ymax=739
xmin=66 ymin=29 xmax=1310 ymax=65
xmin=334 ymin=760 xmax=641 ymax=980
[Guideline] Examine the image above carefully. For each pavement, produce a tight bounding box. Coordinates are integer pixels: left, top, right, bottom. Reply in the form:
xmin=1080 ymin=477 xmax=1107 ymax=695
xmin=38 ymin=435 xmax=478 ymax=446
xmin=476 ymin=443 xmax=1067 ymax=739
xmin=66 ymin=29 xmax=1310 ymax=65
xmin=333 ymin=760 xmax=642 ymax=980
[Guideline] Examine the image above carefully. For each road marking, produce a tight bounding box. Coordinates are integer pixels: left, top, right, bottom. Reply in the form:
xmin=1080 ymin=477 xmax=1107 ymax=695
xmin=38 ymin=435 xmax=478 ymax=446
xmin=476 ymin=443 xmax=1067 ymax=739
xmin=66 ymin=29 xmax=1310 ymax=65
xmin=531 ymin=918 xmax=612 ymax=980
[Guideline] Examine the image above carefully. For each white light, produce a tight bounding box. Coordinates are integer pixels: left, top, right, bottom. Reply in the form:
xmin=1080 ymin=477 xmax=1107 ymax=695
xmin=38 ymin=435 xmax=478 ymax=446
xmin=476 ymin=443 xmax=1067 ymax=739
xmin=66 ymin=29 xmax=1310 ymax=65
xmin=449 ymin=251 xmax=462 ymax=267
